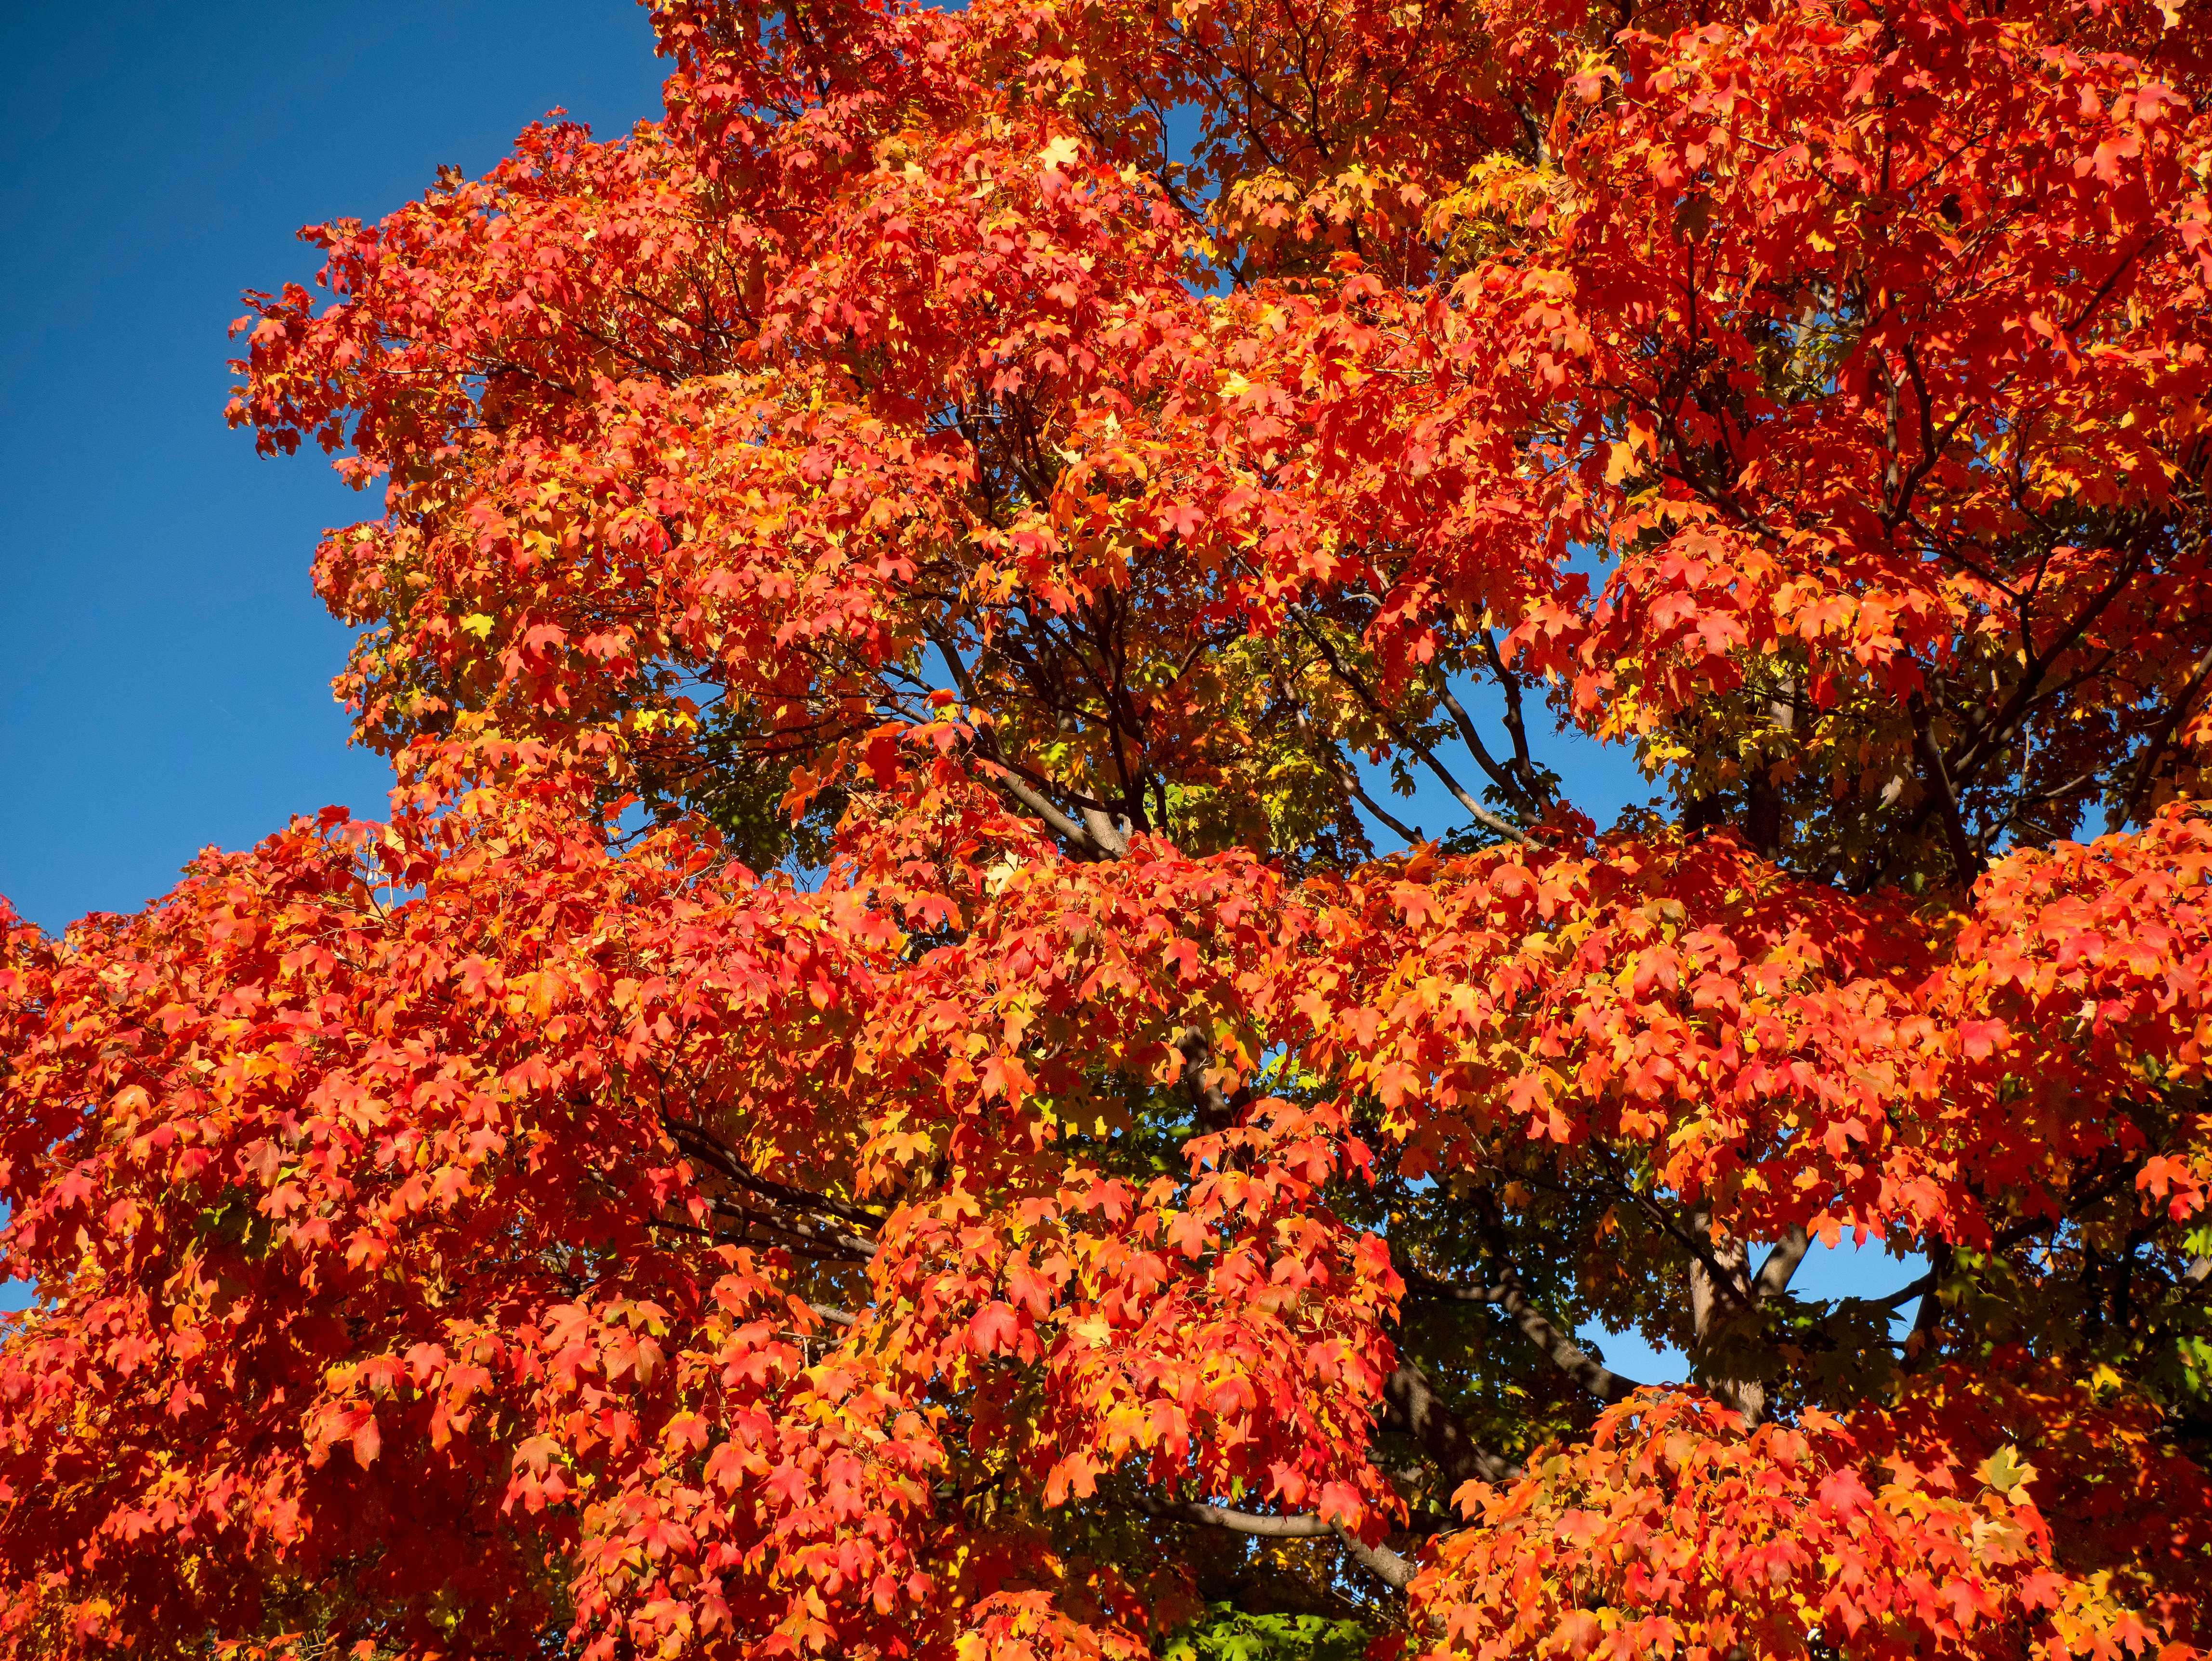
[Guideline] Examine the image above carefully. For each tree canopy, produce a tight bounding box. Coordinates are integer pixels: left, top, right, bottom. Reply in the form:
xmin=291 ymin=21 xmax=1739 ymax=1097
xmin=4 ymin=0 xmax=2212 ymax=1655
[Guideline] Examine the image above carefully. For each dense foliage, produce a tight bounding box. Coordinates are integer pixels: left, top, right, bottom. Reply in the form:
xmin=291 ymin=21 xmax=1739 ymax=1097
xmin=4 ymin=0 xmax=2212 ymax=1654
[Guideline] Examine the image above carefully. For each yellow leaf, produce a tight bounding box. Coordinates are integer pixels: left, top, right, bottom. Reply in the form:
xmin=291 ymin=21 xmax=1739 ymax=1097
xmin=1977 ymin=1444 xmax=2035 ymax=1496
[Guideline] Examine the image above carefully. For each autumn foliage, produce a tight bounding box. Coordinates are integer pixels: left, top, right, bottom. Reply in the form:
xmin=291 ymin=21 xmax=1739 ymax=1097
xmin=5 ymin=0 xmax=2212 ymax=1654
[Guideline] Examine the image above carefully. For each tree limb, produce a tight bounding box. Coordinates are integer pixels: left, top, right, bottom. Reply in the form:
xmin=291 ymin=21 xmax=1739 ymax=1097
xmin=2116 ymin=639 xmax=2212 ymax=829
xmin=929 ymin=627 xmax=1127 ymax=859
xmin=1134 ymin=1498 xmax=1420 ymax=1594
xmin=1430 ymin=671 xmax=1537 ymax=816
xmin=665 ymin=1117 xmax=883 ymax=1229
xmin=1751 ymin=1226 xmax=1811 ymax=1303
xmin=1380 ymin=1356 xmax=1522 ymax=1485
xmin=707 ymin=1196 xmax=880 ymax=1262
xmin=1289 ymin=608 xmax=1529 ymax=844
xmin=1480 ymin=628 xmax=1550 ymax=808
xmin=1132 ymin=1498 xmax=1334 ymax=1538
xmin=1331 ymin=1523 xmax=1416 ymax=1592
xmin=1402 ymin=1265 xmax=1643 ymax=1403
xmin=1277 ymin=668 xmax=1424 ymax=844
xmin=1178 ymin=1025 xmax=1253 ymax=1136
xmin=1909 ymin=693 xmax=1983 ymax=888
xmin=1497 ymin=1275 xmax=1643 ymax=1404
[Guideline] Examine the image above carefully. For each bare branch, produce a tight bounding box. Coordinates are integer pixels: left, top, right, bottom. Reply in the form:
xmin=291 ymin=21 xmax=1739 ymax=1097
xmin=1278 ymin=668 xmax=1424 ymax=844
xmin=1331 ymin=1523 xmax=1416 ymax=1592
xmin=1402 ymin=1265 xmax=1643 ymax=1403
xmin=1751 ymin=1226 xmax=1811 ymax=1303
xmin=2116 ymin=639 xmax=2212 ymax=830
xmin=1380 ymin=1357 xmax=1522 ymax=1485
xmin=1480 ymin=629 xmax=1549 ymax=807
xmin=1178 ymin=1025 xmax=1253 ymax=1136
xmin=1431 ymin=671 xmax=1535 ymax=813
xmin=1137 ymin=1498 xmax=1420 ymax=1594
xmin=708 ymin=1196 xmax=879 ymax=1262
xmin=1343 ymin=772 xmax=1423 ymax=846
xmin=1133 ymin=1499 xmax=1334 ymax=1538
xmin=665 ymin=1118 xmax=883 ymax=1229
xmin=1909 ymin=693 xmax=1983 ymax=888
xmin=929 ymin=627 xmax=1127 ymax=859
xmin=1497 ymin=1275 xmax=1644 ymax=1404
xmin=1290 ymin=608 xmax=1529 ymax=844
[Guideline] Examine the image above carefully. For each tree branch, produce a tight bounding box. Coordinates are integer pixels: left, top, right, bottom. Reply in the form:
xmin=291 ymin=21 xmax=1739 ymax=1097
xmin=2116 ymin=639 xmax=2212 ymax=830
xmin=1909 ymin=693 xmax=1983 ymax=888
xmin=1751 ymin=1226 xmax=1811 ymax=1303
xmin=1331 ymin=1523 xmax=1416 ymax=1592
xmin=1380 ymin=1356 xmax=1522 ymax=1485
xmin=1481 ymin=628 xmax=1550 ymax=808
xmin=665 ymin=1118 xmax=883 ymax=1229
xmin=1290 ymin=609 xmax=1529 ymax=844
xmin=1133 ymin=1498 xmax=1334 ymax=1538
xmin=1277 ymin=668 xmax=1424 ymax=844
xmin=1402 ymin=1265 xmax=1643 ymax=1403
xmin=1590 ymin=1153 xmax=1753 ymax=1315
xmin=707 ymin=1196 xmax=879 ymax=1262
xmin=1178 ymin=1025 xmax=1253 ymax=1136
xmin=929 ymin=627 xmax=1128 ymax=859
xmin=1343 ymin=771 xmax=1423 ymax=846
xmin=1134 ymin=1498 xmax=1420 ymax=1594
xmin=1430 ymin=672 xmax=1536 ymax=815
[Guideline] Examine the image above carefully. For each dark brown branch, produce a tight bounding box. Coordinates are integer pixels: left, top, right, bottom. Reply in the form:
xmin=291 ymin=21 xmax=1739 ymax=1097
xmin=1431 ymin=672 xmax=1534 ymax=813
xmin=1879 ymin=335 xmax=1975 ymax=531
xmin=1132 ymin=1500 xmax=1418 ymax=1593
xmin=1380 ymin=1357 xmax=1522 ymax=1486
xmin=1290 ymin=609 xmax=1528 ymax=844
xmin=2061 ymin=239 xmax=2144 ymax=336
xmin=707 ymin=1196 xmax=879 ymax=1263
xmin=664 ymin=1118 xmax=883 ymax=1230
xmin=1909 ymin=693 xmax=1982 ymax=888
xmin=1402 ymin=1266 xmax=1643 ymax=1403
xmin=1752 ymin=1226 xmax=1811 ymax=1303
xmin=1480 ymin=629 xmax=1549 ymax=807
xmin=1345 ymin=772 xmax=1422 ymax=845
xmin=1278 ymin=669 xmax=1424 ymax=844
xmin=1902 ymin=1241 xmax=1955 ymax=1367
xmin=929 ymin=628 xmax=1128 ymax=859
xmin=1591 ymin=1151 xmax=1753 ymax=1315
xmin=1946 ymin=535 xmax=2150 ymax=786
xmin=2117 ymin=639 xmax=2212 ymax=829
xmin=1178 ymin=1026 xmax=1253 ymax=1137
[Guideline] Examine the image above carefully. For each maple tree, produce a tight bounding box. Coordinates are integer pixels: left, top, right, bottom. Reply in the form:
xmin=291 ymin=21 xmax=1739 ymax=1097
xmin=5 ymin=0 xmax=2212 ymax=1652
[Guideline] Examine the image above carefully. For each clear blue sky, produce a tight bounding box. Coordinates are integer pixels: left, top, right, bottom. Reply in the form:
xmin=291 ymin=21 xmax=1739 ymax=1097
xmin=0 ymin=2 xmax=1914 ymax=1337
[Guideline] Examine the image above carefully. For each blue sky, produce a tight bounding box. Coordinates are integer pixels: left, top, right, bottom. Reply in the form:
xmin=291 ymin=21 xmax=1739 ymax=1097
xmin=0 ymin=3 xmax=1913 ymax=1342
